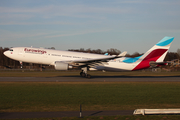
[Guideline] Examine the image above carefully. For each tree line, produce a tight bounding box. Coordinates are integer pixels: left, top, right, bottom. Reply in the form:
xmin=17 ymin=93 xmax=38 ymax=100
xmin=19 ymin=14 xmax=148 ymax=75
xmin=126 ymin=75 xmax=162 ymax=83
xmin=0 ymin=47 xmax=180 ymax=69
xmin=68 ymin=48 xmax=180 ymax=61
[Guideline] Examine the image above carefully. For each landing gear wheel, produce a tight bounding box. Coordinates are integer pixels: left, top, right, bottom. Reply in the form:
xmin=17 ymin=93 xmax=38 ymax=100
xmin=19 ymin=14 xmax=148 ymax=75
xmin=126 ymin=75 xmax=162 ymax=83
xmin=86 ymin=74 xmax=91 ymax=79
xmin=80 ymin=72 xmax=83 ymax=76
xmin=80 ymin=72 xmax=86 ymax=77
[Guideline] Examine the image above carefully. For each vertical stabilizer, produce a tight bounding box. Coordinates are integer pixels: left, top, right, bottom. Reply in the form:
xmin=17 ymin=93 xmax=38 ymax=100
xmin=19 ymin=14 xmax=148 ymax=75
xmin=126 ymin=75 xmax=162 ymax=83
xmin=133 ymin=36 xmax=174 ymax=70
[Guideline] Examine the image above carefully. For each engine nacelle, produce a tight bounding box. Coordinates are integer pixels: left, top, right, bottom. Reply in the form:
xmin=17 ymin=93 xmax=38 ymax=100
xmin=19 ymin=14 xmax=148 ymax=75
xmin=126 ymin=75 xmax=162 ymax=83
xmin=54 ymin=61 xmax=72 ymax=70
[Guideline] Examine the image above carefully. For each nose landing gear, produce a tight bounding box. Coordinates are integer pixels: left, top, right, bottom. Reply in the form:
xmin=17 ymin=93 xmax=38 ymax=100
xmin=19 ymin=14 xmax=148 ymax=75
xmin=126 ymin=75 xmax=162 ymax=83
xmin=20 ymin=61 xmax=23 ymax=69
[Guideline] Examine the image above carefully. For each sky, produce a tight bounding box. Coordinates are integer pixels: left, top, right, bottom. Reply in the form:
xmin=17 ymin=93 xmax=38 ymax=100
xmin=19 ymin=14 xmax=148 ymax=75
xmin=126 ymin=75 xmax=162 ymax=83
xmin=0 ymin=0 xmax=180 ymax=54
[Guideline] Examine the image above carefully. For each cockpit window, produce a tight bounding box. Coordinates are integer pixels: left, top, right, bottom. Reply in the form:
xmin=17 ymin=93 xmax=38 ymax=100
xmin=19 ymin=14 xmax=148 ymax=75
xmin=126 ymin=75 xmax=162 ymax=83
xmin=9 ymin=49 xmax=13 ymax=51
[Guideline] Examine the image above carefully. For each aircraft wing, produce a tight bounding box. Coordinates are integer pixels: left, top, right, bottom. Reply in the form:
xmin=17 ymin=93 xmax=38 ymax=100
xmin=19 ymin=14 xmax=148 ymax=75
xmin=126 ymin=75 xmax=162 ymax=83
xmin=65 ymin=51 xmax=127 ymax=67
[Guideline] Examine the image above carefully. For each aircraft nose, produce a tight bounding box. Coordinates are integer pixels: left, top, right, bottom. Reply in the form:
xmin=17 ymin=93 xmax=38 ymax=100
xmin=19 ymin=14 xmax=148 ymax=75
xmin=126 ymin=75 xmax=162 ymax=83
xmin=3 ymin=51 xmax=9 ymax=57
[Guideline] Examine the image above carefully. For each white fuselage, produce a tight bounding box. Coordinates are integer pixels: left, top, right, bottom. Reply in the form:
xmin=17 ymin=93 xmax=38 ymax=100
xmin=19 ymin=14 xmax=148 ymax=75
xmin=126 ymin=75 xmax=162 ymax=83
xmin=4 ymin=47 xmax=137 ymax=71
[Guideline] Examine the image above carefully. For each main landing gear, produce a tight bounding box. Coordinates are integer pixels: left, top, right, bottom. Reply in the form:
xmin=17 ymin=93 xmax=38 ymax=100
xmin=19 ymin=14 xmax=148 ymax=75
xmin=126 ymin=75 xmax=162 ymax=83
xmin=80 ymin=67 xmax=91 ymax=79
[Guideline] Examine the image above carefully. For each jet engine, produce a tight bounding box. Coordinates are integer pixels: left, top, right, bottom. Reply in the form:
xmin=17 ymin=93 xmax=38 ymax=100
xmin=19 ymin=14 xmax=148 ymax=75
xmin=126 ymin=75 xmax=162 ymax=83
xmin=54 ymin=61 xmax=72 ymax=70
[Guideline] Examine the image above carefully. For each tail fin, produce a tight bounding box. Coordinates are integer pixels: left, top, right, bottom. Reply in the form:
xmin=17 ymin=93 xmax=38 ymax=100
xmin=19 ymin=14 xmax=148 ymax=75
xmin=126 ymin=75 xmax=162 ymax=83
xmin=133 ymin=36 xmax=174 ymax=70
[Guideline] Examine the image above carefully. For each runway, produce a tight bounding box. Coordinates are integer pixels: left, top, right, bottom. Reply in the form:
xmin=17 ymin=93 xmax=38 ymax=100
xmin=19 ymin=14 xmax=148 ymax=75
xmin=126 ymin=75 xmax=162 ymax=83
xmin=0 ymin=76 xmax=180 ymax=82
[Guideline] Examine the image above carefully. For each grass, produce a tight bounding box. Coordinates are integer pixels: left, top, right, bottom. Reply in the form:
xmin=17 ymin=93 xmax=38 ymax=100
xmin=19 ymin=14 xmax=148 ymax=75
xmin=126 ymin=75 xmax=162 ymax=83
xmin=1 ymin=71 xmax=180 ymax=119
xmin=1 ymin=82 xmax=180 ymax=113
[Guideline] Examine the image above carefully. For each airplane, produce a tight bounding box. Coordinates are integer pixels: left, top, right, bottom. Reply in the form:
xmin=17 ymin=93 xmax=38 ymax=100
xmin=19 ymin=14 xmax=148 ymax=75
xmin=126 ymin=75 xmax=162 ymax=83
xmin=4 ymin=36 xmax=174 ymax=78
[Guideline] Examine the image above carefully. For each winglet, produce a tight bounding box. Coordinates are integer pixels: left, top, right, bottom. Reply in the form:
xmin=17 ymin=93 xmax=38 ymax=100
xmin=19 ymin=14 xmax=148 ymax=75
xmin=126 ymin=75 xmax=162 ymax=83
xmin=118 ymin=51 xmax=127 ymax=57
xmin=104 ymin=53 xmax=108 ymax=56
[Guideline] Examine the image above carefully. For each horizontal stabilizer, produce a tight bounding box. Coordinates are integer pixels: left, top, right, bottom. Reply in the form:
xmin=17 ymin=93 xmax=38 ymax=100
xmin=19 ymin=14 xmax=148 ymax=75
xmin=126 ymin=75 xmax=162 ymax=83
xmin=118 ymin=51 xmax=127 ymax=57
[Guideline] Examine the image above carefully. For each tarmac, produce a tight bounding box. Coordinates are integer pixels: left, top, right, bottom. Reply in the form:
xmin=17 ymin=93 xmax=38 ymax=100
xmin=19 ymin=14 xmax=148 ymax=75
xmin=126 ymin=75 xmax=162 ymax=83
xmin=0 ymin=76 xmax=180 ymax=82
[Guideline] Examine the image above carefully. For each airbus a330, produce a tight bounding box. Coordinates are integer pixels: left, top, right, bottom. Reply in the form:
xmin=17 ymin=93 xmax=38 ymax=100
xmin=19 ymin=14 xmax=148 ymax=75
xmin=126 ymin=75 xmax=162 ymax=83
xmin=4 ymin=36 xmax=174 ymax=78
